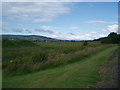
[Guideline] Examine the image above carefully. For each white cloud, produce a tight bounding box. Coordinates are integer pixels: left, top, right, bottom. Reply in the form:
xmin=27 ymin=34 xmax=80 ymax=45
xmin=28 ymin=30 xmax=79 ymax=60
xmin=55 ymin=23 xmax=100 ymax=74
xmin=86 ymin=20 xmax=117 ymax=24
xmin=2 ymin=28 xmax=33 ymax=34
xmin=1 ymin=26 xmax=107 ymax=40
xmin=2 ymin=25 xmax=59 ymax=35
xmin=77 ymin=24 xmax=118 ymax=40
xmin=35 ymin=26 xmax=61 ymax=34
xmin=99 ymin=34 xmax=106 ymax=37
xmin=2 ymin=2 xmax=71 ymax=23
xmin=48 ymin=31 xmax=99 ymax=40
xmin=118 ymin=26 xmax=120 ymax=34
xmin=107 ymin=24 xmax=118 ymax=32
xmin=47 ymin=34 xmax=71 ymax=40
xmin=73 ymin=32 xmax=98 ymax=40
xmin=102 ymin=24 xmax=118 ymax=33
xmin=35 ymin=28 xmax=54 ymax=34
xmin=2 ymin=24 xmax=119 ymax=40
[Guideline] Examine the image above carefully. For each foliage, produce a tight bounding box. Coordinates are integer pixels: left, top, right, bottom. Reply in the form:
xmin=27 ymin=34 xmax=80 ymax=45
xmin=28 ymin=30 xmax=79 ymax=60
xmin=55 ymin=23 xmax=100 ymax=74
xmin=95 ymin=32 xmax=120 ymax=44
xmin=83 ymin=41 xmax=88 ymax=46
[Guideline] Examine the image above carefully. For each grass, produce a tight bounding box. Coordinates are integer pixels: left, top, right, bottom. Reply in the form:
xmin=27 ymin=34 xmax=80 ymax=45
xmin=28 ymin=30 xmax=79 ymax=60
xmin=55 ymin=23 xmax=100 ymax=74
xmin=2 ymin=39 xmax=37 ymax=48
xmin=2 ymin=45 xmax=118 ymax=88
xmin=95 ymin=47 xmax=118 ymax=88
xmin=3 ymin=41 xmax=103 ymax=75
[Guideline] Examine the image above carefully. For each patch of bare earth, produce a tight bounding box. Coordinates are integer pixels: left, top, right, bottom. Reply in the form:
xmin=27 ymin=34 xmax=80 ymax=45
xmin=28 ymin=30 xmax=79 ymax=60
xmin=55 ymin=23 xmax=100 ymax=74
xmin=94 ymin=46 xmax=119 ymax=88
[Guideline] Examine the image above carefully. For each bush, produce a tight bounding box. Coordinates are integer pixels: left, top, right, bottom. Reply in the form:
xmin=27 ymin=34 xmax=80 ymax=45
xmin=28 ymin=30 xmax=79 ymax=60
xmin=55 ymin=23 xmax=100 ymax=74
xmin=83 ymin=41 xmax=88 ymax=46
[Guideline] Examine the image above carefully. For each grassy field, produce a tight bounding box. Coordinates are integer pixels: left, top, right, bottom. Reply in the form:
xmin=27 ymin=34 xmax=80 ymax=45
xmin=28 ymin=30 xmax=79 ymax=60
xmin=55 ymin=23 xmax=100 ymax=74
xmin=3 ymin=44 xmax=118 ymax=88
xmin=3 ymin=41 xmax=103 ymax=75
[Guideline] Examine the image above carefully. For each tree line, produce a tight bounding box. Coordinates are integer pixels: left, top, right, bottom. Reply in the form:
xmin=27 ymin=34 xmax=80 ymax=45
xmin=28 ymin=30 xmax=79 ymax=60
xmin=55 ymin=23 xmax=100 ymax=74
xmin=94 ymin=32 xmax=120 ymax=44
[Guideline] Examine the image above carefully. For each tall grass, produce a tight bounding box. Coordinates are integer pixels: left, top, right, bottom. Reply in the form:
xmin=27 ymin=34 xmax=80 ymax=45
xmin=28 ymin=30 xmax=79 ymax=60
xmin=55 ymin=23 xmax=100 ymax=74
xmin=31 ymin=44 xmax=112 ymax=72
xmin=3 ymin=41 xmax=109 ymax=76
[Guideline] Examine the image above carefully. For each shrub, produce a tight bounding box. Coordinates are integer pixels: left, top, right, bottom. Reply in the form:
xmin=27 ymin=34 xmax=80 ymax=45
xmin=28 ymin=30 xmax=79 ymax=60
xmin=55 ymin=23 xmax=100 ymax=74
xmin=83 ymin=41 xmax=88 ymax=46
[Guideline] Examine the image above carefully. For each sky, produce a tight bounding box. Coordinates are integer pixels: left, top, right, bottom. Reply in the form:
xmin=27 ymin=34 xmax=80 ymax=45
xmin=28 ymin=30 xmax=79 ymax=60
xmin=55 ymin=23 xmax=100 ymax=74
xmin=1 ymin=2 xmax=118 ymax=40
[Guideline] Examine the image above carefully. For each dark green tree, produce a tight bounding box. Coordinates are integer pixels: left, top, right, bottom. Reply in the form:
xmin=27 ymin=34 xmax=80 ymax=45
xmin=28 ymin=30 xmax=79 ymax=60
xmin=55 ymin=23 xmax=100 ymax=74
xmin=101 ymin=32 xmax=119 ymax=44
xmin=83 ymin=41 xmax=88 ymax=46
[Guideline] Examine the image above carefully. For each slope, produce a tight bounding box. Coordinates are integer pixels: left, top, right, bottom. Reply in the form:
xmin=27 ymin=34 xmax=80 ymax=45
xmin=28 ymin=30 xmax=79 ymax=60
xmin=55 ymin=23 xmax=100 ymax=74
xmin=2 ymin=35 xmax=59 ymax=42
xmin=2 ymin=39 xmax=37 ymax=48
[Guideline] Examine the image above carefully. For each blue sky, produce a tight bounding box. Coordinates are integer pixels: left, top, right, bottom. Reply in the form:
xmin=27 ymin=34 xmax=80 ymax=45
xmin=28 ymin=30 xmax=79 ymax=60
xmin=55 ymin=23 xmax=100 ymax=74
xmin=2 ymin=2 xmax=118 ymax=40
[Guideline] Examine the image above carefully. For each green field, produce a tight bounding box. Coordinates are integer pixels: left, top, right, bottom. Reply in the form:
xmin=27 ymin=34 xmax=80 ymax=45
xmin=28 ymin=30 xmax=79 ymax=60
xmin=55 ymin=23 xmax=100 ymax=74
xmin=2 ymin=41 xmax=118 ymax=88
xmin=3 ymin=41 xmax=102 ymax=75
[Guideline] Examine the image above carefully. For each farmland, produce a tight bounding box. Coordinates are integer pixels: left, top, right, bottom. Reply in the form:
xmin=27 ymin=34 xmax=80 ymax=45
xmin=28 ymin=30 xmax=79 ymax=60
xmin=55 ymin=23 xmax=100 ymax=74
xmin=2 ymin=39 xmax=118 ymax=88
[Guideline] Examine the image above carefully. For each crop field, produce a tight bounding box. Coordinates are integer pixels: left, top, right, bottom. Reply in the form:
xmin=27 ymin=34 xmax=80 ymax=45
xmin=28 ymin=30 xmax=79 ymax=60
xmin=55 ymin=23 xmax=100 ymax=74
xmin=2 ymin=40 xmax=118 ymax=88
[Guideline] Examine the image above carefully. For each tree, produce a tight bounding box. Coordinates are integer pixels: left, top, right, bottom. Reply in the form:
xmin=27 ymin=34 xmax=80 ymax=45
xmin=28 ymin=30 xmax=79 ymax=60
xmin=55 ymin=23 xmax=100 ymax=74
xmin=83 ymin=41 xmax=88 ymax=46
xmin=101 ymin=32 xmax=119 ymax=44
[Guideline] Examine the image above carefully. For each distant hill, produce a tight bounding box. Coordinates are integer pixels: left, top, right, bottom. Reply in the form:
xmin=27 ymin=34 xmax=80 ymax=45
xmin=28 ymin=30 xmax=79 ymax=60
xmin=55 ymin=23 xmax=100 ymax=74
xmin=1 ymin=34 xmax=60 ymax=42
xmin=2 ymin=39 xmax=37 ymax=48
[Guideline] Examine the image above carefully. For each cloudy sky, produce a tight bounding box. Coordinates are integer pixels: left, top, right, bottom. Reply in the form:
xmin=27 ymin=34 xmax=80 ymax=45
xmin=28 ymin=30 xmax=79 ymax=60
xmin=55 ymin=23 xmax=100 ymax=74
xmin=2 ymin=2 xmax=118 ymax=40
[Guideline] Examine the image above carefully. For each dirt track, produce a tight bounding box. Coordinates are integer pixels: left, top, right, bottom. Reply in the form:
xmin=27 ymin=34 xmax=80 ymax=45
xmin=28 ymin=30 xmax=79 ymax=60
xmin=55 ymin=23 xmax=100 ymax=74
xmin=95 ymin=46 xmax=119 ymax=88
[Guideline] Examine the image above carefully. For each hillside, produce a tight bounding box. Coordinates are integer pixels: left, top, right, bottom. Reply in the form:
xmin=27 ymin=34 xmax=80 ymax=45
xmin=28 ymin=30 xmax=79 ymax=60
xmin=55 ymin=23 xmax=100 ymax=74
xmin=2 ymin=35 xmax=59 ymax=42
xmin=2 ymin=39 xmax=37 ymax=48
